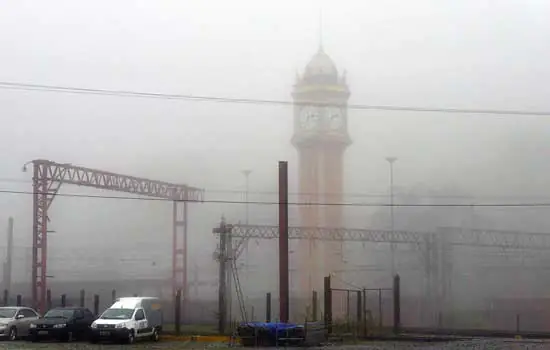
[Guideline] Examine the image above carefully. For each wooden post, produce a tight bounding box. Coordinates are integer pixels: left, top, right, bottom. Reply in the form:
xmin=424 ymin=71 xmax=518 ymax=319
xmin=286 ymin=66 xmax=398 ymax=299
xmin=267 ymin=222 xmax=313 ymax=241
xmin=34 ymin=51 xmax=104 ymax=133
xmin=79 ymin=289 xmax=85 ymax=307
xmin=393 ymin=275 xmax=401 ymax=334
xmin=312 ymin=290 xmax=318 ymax=321
xmin=324 ymin=275 xmax=332 ymax=334
xmin=174 ymin=289 xmax=182 ymax=335
xmin=16 ymin=294 xmax=21 ymax=306
xmin=265 ymin=292 xmax=271 ymax=322
xmin=46 ymin=289 xmax=52 ymax=311
xmin=111 ymin=289 xmax=116 ymax=303
xmin=2 ymin=290 xmax=7 ymax=306
xmin=93 ymin=294 xmax=100 ymax=316
xmin=61 ymin=294 xmax=66 ymax=307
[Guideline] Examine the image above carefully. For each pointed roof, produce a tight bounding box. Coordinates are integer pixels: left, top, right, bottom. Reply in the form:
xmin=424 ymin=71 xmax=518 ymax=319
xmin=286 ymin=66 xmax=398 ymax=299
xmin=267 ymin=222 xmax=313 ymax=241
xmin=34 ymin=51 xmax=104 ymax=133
xmin=302 ymin=46 xmax=339 ymax=84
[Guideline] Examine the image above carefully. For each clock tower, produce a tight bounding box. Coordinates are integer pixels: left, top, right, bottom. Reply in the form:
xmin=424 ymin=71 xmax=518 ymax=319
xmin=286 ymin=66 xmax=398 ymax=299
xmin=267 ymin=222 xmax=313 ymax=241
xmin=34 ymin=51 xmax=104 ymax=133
xmin=292 ymin=47 xmax=351 ymax=301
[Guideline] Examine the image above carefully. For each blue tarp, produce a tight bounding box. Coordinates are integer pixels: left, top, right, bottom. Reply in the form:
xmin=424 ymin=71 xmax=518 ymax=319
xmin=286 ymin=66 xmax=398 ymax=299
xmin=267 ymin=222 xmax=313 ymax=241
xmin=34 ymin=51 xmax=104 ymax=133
xmin=240 ymin=322 xmax=303 ymax=337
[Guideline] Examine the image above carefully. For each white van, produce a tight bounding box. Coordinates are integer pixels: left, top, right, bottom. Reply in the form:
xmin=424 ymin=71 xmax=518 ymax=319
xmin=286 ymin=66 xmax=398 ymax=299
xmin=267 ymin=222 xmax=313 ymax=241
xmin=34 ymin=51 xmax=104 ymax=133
xmin=90 ymin=297 xmax=162 ymax=344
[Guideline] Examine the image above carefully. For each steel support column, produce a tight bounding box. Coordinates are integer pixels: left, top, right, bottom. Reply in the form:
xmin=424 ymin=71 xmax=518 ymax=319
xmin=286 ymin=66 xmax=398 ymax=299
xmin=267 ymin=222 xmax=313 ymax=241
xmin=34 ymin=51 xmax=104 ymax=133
xmin=32 ymin=163 xmax=57 ymax=313
xmin=26 ymin=159 xmax=203 ymax=313
xmin=31 ymin=164 xmax=40 ymax=311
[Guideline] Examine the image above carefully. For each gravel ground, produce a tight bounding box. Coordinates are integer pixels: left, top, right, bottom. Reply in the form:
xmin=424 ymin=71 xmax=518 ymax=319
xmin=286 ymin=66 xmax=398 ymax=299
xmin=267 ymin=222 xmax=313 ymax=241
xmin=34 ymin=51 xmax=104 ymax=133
xmin=0 ymin=340 xmax=190 ymax=349
xmin=1 ymin=339 xmax=550 ymax=349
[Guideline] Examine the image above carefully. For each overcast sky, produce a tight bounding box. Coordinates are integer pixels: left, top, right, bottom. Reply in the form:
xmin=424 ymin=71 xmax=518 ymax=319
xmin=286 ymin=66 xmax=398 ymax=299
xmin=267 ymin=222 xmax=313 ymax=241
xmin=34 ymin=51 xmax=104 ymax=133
xmin=0 ymin=0 xmax=550 ymax=286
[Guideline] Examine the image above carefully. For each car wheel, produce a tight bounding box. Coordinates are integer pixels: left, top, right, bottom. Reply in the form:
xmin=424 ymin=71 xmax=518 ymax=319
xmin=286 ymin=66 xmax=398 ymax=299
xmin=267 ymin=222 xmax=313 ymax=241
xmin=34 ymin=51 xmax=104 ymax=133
xmin=127 ymin=330 xmax=135 ymax=344
xmin=151 ymin=328 xmax=159 ymax=342
xmin=8 ymin=327 xmax=16 ymax=341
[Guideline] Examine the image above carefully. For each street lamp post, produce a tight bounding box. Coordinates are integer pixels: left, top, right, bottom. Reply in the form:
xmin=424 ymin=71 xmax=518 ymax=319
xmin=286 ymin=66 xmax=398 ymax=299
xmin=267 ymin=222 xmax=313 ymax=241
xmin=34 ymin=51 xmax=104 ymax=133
xmin=241 ymin=170 xmax=252 ymax=260
xmin=241 ymin=170 xmax=252 ymax=318
xmin=242 ymin=170 xmax=252 ymax=226
xmin=385 ymin=157 xmax=397 ymax=278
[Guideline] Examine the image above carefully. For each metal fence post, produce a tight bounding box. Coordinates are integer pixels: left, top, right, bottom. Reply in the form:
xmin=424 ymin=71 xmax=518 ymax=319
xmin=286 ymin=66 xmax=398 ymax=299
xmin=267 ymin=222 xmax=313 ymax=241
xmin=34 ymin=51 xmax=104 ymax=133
xmin=346 ymin=289 xmax=351 ymax=331
xmin=61 ymin=294 xmax=66 ymax=307
xmin=363 ymin=289 xmax=367 ymax=337
xmin=356 ymin=290 xmax=362 ymax=329
xmin=378 ymin=289 xmax=383 ymax=328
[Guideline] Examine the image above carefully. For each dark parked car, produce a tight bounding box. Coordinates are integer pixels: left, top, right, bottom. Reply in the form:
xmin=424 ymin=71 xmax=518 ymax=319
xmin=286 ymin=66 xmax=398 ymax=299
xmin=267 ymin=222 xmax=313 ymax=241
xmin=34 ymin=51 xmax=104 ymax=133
xmin=28 ymin=307 xmax=95 ymax=342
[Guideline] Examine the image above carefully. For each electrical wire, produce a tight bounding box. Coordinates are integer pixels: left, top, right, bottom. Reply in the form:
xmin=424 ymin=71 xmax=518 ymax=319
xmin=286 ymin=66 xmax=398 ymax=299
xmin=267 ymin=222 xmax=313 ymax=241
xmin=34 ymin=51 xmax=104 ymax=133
xmin=4 ymin=177 xmax=550 ymax=202
xmin=0 ymin=178 xmax=481 ymax=199
xmin=1 ymin=188 xmax=550 ymax=207
xmin=1 ymin=81 xmax=550 ymax=116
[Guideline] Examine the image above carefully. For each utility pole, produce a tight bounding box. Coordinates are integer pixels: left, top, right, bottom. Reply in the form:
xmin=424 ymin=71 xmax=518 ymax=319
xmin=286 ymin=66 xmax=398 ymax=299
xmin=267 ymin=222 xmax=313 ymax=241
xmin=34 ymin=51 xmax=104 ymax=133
xmin=213 ymin=218 xmax=231 ymax=334
xmin=3 ymin=217 xmax=13 ymax=294
xmin=278 ymin=161 xmax=289 ymax=323
xmin=385 ymin=157 xmax=397 ymax=278
xmin=226 ymin=225 xmax=233 ymax=326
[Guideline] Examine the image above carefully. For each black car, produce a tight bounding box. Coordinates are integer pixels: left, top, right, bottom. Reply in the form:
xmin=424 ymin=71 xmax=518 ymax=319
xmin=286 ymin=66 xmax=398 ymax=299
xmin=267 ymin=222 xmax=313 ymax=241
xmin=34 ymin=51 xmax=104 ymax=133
xmin=27 ymin=307 xmax=95 ymax=342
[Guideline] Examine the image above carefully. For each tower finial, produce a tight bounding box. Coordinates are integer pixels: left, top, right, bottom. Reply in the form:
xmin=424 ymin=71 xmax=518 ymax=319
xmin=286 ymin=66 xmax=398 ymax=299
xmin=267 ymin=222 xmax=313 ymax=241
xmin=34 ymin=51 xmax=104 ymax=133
xmin=318 ymin=8 xmax=324 ymax=52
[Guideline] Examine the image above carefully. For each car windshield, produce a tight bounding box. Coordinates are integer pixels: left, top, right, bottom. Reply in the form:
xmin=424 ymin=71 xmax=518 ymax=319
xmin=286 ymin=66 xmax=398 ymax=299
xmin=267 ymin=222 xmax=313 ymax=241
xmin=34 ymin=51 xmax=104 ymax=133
xmin=0 ymin=308 xmax=17 ymax=318
xmin=44 ymin=309 xmax=74 ymax=319
xmin=100 ymin=308 xmax=134 ymax=320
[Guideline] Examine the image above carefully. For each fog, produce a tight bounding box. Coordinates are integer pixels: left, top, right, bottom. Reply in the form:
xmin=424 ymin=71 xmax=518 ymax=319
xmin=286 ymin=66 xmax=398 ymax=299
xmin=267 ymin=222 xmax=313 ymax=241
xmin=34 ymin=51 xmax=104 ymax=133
xmin=1 ymin=0 xmax=550 ymax=327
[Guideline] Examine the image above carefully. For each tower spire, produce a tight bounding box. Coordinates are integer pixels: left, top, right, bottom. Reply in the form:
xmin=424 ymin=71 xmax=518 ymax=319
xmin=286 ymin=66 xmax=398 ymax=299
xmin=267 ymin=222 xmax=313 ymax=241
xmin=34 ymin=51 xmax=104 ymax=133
xmin=318 ymin=8 xmax=324 ymax=52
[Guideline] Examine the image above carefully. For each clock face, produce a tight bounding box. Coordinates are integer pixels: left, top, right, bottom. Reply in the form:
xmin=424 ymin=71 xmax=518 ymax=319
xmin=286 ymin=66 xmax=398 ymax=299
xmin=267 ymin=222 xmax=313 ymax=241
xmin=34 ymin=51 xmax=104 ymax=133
xmin=299 ymin=106 xmax=322 ymax=130
xmin=327 ymin=107 xmax=344 ymax=130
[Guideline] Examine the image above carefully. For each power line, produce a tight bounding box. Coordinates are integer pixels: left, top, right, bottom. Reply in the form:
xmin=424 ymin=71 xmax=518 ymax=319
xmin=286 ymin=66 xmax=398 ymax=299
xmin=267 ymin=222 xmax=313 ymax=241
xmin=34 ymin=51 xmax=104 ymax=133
xmin=1 ymin=81 xmax=550 ymax=116
xmin=1 ymin=188 xmax=550 ymax=207
xmin=2 ymin=177 xmax=550 ymax=201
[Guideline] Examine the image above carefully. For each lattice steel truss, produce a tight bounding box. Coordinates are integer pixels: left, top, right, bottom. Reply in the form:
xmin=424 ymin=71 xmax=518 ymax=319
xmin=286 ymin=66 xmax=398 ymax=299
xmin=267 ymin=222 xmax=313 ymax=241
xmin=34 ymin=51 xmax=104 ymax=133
xmin=220 ymin=224 xmax=550 ymax=250
xmin=214 ymin=222 xmax=550 ymax=323
xmin=28 ymin=159 xmax=204 ymax=312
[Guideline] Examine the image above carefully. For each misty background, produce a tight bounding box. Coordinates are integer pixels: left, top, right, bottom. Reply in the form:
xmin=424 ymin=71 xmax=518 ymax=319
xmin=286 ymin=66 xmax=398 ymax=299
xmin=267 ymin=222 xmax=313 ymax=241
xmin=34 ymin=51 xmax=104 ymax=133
xmin=0 ymin=0 xmax=550 ymax=317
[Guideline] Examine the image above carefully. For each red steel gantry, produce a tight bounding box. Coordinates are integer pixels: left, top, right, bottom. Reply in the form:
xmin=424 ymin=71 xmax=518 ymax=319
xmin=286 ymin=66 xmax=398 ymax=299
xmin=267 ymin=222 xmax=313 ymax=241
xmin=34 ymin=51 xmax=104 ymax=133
xmin=27 ymin=159 xmax=204 ymax=312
